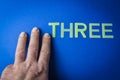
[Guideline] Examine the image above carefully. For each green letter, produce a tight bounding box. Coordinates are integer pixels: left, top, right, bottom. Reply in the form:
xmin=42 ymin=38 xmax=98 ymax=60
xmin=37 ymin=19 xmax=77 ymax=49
xmin=75 ymin=23 xmax=87 ymax=38
xmin=89 ymin=23 xmax=101 ymax=38
xmin=102 ymin=23 xmax=114 ymax=38
xmin=61 ymin=23 xmax=73 ymax=38
xmin=48 ymin=22 xmax=59 ymax=38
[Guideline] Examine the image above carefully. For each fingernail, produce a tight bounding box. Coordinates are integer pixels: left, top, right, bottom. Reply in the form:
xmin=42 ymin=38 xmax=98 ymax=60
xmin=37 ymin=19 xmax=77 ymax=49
xmin=32 ymin=27 xmax=39 ymax=32
xmin=44 ymin=33 xmax=51 ymax=38
xmin=20 ymin=32 xmax=27 ymax=37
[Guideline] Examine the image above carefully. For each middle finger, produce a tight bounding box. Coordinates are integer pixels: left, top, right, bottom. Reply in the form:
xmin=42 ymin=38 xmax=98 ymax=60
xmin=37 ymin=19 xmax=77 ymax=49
xmin=26 ymin=27 xmax=40 ymax=62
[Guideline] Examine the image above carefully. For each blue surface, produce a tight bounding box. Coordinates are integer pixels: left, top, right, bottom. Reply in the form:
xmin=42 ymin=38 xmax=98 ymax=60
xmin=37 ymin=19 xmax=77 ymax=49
xmin=0 ymin=0 xmax=120 ymax=80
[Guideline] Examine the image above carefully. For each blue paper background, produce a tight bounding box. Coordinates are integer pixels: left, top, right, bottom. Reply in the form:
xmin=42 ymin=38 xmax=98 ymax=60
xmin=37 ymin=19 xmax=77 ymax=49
xmin=0 ymin=0 xmax=120 ymax=80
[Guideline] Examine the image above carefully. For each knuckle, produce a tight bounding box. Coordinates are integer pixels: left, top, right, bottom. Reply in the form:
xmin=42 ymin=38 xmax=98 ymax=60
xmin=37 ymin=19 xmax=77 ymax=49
xmin=4 ymin=64 xmax=14 ymax=71
xmin=16 ymin=48 xmax=25 ymax=53
xmin=39 ymin=63 xmax=48 ymax=73
xmin=28 ymin=46 xmax=38 ymax=53
xmin=25 ymin=62 xmax=32 ymax=70
xmin=41 ymin=49 xmax=50 ymax=55
xmin=7 ymin=64 xmax=13 ymax=69
xmin=26 ymin=63 xmax=41 ymax=76
xmin=42 ymin=66 xmax=48 ymax=73
xmin=16 ymin=49 xmax=25 ymax=56
xmin=29 ymin=67 xmax=36 ymax=73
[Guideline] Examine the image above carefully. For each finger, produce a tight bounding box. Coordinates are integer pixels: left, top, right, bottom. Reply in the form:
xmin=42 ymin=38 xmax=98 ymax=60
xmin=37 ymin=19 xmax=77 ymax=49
xmin=26 ymin=27 xmax=40 ymax=62
xmin=38 ymin=33 xmax=51 ymax=67
xmin=15 ymin=32 xmax=27 ymax=64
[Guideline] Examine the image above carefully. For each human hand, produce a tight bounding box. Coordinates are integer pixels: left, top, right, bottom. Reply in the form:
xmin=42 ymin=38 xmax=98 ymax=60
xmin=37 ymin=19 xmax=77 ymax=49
xmin=0 ymin=27 xmax=51 ymax=80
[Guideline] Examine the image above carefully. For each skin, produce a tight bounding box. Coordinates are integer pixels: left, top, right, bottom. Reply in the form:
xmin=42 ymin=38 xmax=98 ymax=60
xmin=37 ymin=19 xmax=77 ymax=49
xmin=0 ymin=27 xmax=51 ymax=80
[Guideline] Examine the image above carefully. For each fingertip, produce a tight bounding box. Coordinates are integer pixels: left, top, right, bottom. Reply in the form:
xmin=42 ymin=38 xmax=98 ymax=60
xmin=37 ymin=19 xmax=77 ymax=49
xmin=32 ymin=27 xmax=39 ymax=32
xmin=20 ymin=32 xmax=27 ymax=38
xmin=44 ymin=33 xmax=51 ymax=39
